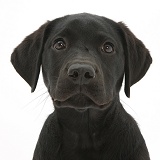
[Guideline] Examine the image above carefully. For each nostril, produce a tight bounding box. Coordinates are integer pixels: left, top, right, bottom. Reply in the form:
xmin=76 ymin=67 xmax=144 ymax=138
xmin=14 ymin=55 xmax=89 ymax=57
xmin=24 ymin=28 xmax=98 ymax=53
xmin=68 ymin=70 xmax=79 ymax=78
xmin=84 ymin=72 xmax=94 ymax=79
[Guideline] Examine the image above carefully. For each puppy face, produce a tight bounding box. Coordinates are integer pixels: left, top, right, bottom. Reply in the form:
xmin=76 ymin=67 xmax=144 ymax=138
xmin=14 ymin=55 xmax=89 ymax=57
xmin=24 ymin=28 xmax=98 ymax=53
xmin=42 ymin=14 xmax=125 ymax=110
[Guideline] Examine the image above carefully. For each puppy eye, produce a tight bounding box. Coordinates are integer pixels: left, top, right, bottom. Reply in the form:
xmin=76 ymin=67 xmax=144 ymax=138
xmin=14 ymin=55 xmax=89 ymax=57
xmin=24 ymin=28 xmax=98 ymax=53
xmin=101 ymin=42 xmax=114 ymax=53
xmin=53 ymin=39 xmax=66 ymax=50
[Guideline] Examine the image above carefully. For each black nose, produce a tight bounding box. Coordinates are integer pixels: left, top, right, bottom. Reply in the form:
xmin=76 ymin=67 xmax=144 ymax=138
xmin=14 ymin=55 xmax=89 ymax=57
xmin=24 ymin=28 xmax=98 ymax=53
xmin=67 ymin=64 xmax=96 ymax=84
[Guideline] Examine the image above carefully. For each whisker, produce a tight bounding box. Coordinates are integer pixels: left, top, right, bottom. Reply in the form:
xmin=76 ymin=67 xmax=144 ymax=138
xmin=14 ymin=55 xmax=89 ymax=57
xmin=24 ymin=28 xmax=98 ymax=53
xmin=22 ymin=91 xmax=48 ymax=110
xmin=32 ymin=92 xmax=48 ymax=111
xmin=35 ymin=94 xmax=50 ymax=119
xmin=120 ymin=99 xmax=138 ymax=116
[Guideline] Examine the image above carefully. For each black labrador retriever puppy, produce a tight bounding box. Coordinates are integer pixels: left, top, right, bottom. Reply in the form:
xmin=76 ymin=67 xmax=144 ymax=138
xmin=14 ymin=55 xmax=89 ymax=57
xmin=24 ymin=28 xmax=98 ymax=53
xmin=11 ymin=13 xmax=152 ymax=160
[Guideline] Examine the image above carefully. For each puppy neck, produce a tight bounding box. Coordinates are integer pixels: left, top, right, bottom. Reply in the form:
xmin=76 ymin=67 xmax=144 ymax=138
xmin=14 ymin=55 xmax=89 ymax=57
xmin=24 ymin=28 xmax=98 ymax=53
xmin=55 ymin=96 xmax=121 ymax=134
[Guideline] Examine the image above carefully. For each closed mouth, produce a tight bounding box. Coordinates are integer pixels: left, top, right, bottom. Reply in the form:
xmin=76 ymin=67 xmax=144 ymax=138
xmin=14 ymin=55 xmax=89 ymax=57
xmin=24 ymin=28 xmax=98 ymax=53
xmin=52 ymin=93 xmax=111 ymax=111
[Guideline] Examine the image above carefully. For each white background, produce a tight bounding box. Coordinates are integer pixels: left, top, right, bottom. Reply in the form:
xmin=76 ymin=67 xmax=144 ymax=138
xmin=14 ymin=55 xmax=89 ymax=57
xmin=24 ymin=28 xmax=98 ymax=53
xmin=0 ymin=0 xmax=160 ymax=159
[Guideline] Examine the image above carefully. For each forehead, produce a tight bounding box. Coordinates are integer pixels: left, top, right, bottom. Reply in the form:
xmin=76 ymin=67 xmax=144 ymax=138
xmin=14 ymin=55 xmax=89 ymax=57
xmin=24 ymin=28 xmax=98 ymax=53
xmin=64 ymin=14 xmax=109 ymax=30
xmin=50 ymin=13 xmax=120 ymax=40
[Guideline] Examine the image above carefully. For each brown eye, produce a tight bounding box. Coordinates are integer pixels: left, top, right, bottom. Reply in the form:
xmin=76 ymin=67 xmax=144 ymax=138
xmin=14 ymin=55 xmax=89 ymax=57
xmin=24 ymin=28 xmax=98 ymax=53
xmin=53 ymin=39 xmax=66 ymax=50
xmin=102 ymin=42 xmax=114 ymax=53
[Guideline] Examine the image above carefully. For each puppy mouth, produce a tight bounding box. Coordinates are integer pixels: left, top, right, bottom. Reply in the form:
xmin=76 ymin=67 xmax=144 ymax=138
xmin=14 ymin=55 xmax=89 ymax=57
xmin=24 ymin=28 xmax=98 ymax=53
xmin=52 ymin=93 xmax=111 ymax=111
xmin=51 ymin=76 xmax=113 ymax=111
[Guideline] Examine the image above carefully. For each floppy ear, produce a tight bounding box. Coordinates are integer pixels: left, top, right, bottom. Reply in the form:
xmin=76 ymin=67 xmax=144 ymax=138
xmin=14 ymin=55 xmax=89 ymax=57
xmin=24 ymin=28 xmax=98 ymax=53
xmin=118 ymin=22 xmax=152 ymax=98
xmin=11 ymin=21 xmax=50 ymax=92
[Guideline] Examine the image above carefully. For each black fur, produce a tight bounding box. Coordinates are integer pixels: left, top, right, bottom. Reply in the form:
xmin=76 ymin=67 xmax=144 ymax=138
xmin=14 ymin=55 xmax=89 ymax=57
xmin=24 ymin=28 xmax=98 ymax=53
xmin=11 ymin=13 xmax=152 ymax=160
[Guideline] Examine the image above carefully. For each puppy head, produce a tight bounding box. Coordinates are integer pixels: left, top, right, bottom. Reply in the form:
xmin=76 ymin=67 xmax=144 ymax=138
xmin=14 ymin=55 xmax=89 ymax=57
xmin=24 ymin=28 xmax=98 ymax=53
xmin=11 ymin=13 xmax=152 ymax=109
